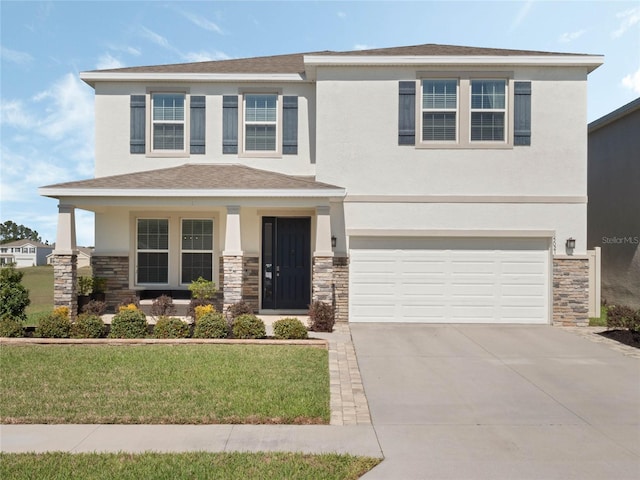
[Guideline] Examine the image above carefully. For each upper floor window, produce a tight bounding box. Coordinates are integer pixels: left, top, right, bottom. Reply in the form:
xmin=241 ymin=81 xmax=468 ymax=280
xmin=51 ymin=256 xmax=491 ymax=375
xmin=470 ymin=80 xmax=506 ymax=142
xmin=422 ymin=79 xmax=458 ymax=142
xmin=152 ymin=93 xmax=185 ymax=151
xmin=244 ymin=94 xmax=278 ymax=152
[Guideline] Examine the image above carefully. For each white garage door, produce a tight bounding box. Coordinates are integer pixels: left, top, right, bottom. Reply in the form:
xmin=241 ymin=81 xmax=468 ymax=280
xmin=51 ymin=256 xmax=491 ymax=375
xmin=349 ymin=237 xmax=550 ymax=324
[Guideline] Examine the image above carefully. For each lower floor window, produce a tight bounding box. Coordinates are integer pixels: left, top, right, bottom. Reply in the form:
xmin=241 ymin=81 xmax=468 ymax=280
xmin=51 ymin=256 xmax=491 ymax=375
xmin=138 ymin=252 xmax=169 ymax=283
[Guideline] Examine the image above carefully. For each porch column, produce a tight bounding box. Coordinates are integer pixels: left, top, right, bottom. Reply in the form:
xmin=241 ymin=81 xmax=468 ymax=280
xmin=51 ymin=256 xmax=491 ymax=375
xmin=313 ymin=206 xmax=334 ymax=305
xmin=52 ymin=204 xmax=78 ymax=319
xmin=222 ymin=206 xmax=243 ymax=311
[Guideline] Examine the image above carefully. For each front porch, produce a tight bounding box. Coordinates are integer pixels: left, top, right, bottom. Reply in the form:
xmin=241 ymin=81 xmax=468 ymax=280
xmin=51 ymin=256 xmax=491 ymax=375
xmin=40 ymin=164 xmax=348 ymax=321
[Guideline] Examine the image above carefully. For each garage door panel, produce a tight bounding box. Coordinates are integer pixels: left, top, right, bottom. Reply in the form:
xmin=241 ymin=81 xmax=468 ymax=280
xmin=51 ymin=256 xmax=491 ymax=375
xmin=350 ymin=238 xmax=549 ymax=324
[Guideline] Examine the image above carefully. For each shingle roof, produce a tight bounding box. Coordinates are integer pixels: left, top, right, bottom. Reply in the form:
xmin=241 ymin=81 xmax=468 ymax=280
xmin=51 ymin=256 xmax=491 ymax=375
xmin=1 ymin=240 xmax=52 ymax=248
xmin=88 ymin=43 xmax=590 ymax=75
xmin=41 ymin=164 xmax=342 ymax=191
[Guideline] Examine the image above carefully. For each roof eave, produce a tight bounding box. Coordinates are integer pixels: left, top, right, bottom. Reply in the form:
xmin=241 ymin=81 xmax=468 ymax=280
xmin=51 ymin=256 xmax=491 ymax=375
xmin=303 ymin=54 xmax=605 ymax=73
xmin=80 ymin=71 xmax=306 ymax=87
xmin=38 ymin=187 xmax=346 ymax=199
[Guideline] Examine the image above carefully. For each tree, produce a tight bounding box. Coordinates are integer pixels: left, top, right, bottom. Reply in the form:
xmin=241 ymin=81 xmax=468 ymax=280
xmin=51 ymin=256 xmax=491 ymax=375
xmin=0 ymin=220 xmax=43 ymax=244
xmin=0 ymin=265 xmax=31 ymax=321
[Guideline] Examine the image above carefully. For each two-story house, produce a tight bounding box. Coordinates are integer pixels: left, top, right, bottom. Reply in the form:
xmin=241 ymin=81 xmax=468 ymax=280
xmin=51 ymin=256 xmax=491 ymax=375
xmin=40 ymin=44 xmax=603 ymax=325
xmin=0 ymin=240 xmax=53 ymax=268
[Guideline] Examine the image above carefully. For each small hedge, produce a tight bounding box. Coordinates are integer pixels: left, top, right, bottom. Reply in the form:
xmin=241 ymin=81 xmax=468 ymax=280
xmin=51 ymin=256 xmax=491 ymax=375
xmin=607 ymin=305 xmax=640 ymax=332
xmin=71 ymin=314 xmax=105 ymax=339
xmin=151 ymin=295 xmax=176 ymax=317
xmin=232 ymin=314 xmax=266 ymax=339
xmin=273 ymin=317 xmax=308 ymax=340
xmin=226 ymin=301 xmax=253 ymax=320
xmin=154 ymin=316 xmax=190 ymax=339
xmin=81 ymin=300 xmax=107 ymax=316
xmin=0 ymin=315 xmax=24 ymax=337
xmin=193 ymin=311 xmax=228 ymax=339
xmin=36 ymin=307 xmax=71 ymax=338
xmin=108 ymin=308 xmax=148 ymax=339
xmin=308 ymin=301 xmax=335 ymax=333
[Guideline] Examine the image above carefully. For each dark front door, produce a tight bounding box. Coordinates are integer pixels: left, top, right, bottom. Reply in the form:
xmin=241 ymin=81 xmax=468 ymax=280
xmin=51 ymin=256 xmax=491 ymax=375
xmin=262 ymin=217 xmax=311 ymax=310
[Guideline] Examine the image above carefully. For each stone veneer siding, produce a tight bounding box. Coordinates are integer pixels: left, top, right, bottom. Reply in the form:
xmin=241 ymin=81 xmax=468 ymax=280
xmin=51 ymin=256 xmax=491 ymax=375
xmin=553 ymin=257 xmax=589 ymax=326
xmin=333 ymin=256 xmax=349 ymax=323
xmin=91 ymin=255 xmax=135 ymax=312
xmin=312 ymin=256 xmax=334 ymax=305
xmin=222 ymin=255 xmax=243 ymax=311
xmin=242 ymin=256 xmax=259 ymax=312
xmin=52 ymin=254 xmax=78 ymax=319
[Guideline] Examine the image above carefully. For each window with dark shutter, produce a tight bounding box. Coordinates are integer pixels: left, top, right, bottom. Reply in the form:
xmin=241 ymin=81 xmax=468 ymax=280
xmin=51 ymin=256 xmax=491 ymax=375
xmin=130 ymin=95 xmax=146 ymax=154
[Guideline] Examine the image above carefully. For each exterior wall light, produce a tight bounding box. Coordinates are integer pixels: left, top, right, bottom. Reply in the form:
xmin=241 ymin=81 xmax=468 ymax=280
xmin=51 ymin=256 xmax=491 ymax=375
xmin=566 ymin=238 xmax=576 ymax=249
xmin=331 ymin=235 xmax=337 ymax=248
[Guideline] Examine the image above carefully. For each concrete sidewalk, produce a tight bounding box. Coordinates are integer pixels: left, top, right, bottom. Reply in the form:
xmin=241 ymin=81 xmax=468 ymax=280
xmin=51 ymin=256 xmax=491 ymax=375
xmin=1 ymin=323 xmax=382 ymax=458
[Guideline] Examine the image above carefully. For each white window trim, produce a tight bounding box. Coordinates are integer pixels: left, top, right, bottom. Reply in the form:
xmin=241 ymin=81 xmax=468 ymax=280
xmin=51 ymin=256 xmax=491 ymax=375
xmin=469 ymin=78 xmax=508 ymax=144
xmin=416 ymin=71 xmax=514 ymax=150
xmin=421 ymin=78 xmax=459 ymax=144
xmin=179 ymin=218 xmax=215 ymax=286
xmin=135 ymin=218 xmax=170 ymax=287
xmin=146 ymin=88 xmax=190 ymax=158
xmin=239 ymin=90 xmax=283 ymax=158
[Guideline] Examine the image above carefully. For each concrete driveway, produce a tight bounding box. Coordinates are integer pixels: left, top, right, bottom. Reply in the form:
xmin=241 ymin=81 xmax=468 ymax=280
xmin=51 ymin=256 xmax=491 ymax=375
xmin=351 ymin=324 xmax=640 ymax=480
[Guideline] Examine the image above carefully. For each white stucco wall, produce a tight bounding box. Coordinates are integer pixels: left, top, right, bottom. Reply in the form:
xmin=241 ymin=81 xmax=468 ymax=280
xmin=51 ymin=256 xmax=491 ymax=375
xmin=314 ymin=66 xmax=589 ymax=197
xmin=93 ymin=82 xmax=316 ymax=178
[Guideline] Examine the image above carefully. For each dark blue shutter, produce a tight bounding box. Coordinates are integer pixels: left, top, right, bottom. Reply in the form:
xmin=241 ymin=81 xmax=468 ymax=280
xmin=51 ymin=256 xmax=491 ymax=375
xmin=282 ymin=96 xmax=298 ymax=154
xmin=514 ymin=82 xmax=531 ymax=146
xmin=222 ymin=95 xmax=238 ymax=154
xmin=130 ymin=95 xmax=146 ymax=154
xmin=398 ymin=81 xmax=416 ymax=145
xmin=190 ymin=96 xmax=206 ymax=154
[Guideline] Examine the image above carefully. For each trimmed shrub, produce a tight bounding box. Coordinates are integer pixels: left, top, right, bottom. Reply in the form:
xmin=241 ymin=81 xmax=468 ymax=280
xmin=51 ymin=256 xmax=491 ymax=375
xmin=308 ymin=301 xmax=335 ymax=333
xmin=151 ymin=295 xmax=176 ymax=317
xmin=0 ymin=265 xmax=30 ymax=321
xmin=71 ymin=314 xmax=105 ymax=339
xmin=154 ymin=316 xmax=190 ymax=339
xmin=36 ymin=309 xmax=71 ymax=338
xmin=607 ymin=305 xmax=640 ymax=332
xmin=0 ymin=315 xmax=24 ymax=337
xmin=108 ymin=308 xmax=148 ymax=339
xmin=226 ymin=301 xmax=253 ymax=320
xmin=194 ymin=304 xmax=216 ymax=321
xmin=193 ymin=311 xmax=228 ymax=339
xmin=117 ymin=295 xmax=140 ymax=310
xmin=273 ymin=317 xmax=308 ymax=340
xmin=81 ymin=299 xmax=107 ymax=316
xmin=232 ymin=314 xmax=266 ymax=339
xmin=188 ymin=276 xmax=217 ymax=300
xmin=188 ymin=298 xmax=214 ymax=321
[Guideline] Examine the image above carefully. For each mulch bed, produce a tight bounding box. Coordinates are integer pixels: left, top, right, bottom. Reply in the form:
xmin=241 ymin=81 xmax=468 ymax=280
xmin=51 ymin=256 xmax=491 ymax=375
xmin=598 ymin=329 xmax=640 ymax=349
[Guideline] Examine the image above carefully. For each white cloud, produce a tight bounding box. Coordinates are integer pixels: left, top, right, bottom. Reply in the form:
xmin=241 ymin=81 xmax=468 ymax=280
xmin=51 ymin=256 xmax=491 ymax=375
xmin=509 ymin=0 xmax=534 ymax=33
xmin=0 ymin=99 xmax=37 ymax=128
xmin=108 ymin=44 xmax=141 ymax=56
xmin=181 ymin=11 xmax=224 ymax=34
xmin=559 ymin=29 xmax=586 ymax=43
xmin=0 ymin=45 xmax=34 ymax=65
xmin=96 ymin=53 xmax=125 ymax=70
xmin=140 ymin=26 xmax=171 ymax=49
xmin=183 ymin=50 xmax=231 ymax=63
xmin=612 ymin=6 xmax=640 ymax=38
xmin=622 ymin=67 xmax=640 ymax=94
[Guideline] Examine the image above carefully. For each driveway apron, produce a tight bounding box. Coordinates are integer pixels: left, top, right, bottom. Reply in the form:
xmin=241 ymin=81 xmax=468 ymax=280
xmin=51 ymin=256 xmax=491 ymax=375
xmin=351 ymin=324 xmax=640 ymax=480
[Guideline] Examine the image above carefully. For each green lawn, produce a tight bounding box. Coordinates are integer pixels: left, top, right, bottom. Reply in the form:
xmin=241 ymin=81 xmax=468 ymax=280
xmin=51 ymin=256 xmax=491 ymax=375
xmin=19 ymin=265 xmax=91 ymax=325
xmin=0 ymin=452 xmax=381 ymax=480
xmin=0 ymin=344 xmax=329 ymax=424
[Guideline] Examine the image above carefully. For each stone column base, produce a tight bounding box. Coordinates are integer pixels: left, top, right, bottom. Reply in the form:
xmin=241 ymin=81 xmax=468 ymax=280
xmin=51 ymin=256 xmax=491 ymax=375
xmin=553 ymin=257 xmax=589 ymax=326
xmin=222 ymin=255 xmax=243 ymax=312
xmin=312 ymin=256 xmax=334 ymax=305
xmin=53 ymin=254 xmax=77 ymax=319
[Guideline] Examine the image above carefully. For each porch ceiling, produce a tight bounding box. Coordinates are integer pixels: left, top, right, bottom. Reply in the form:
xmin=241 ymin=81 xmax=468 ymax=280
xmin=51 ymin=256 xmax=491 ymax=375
xmin=39 ymin=164 xmax=346 ymax=199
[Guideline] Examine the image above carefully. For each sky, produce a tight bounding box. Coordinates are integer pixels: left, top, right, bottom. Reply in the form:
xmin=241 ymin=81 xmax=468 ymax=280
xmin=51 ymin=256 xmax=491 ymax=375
xmin=1 ymin=0 xmax=639 ymax=247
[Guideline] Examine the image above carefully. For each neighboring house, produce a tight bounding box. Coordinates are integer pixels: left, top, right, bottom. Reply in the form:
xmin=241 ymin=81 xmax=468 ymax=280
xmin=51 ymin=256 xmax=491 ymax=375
xmin=39 ymin=44 xmax=603 ymax=325
xmin=587 ymin=97 xmax=640 ymax=309
xmin=47 ymin=247 xmax=93 ymax=269
xmin=0 ymin=240 xmax=53 ymax=268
